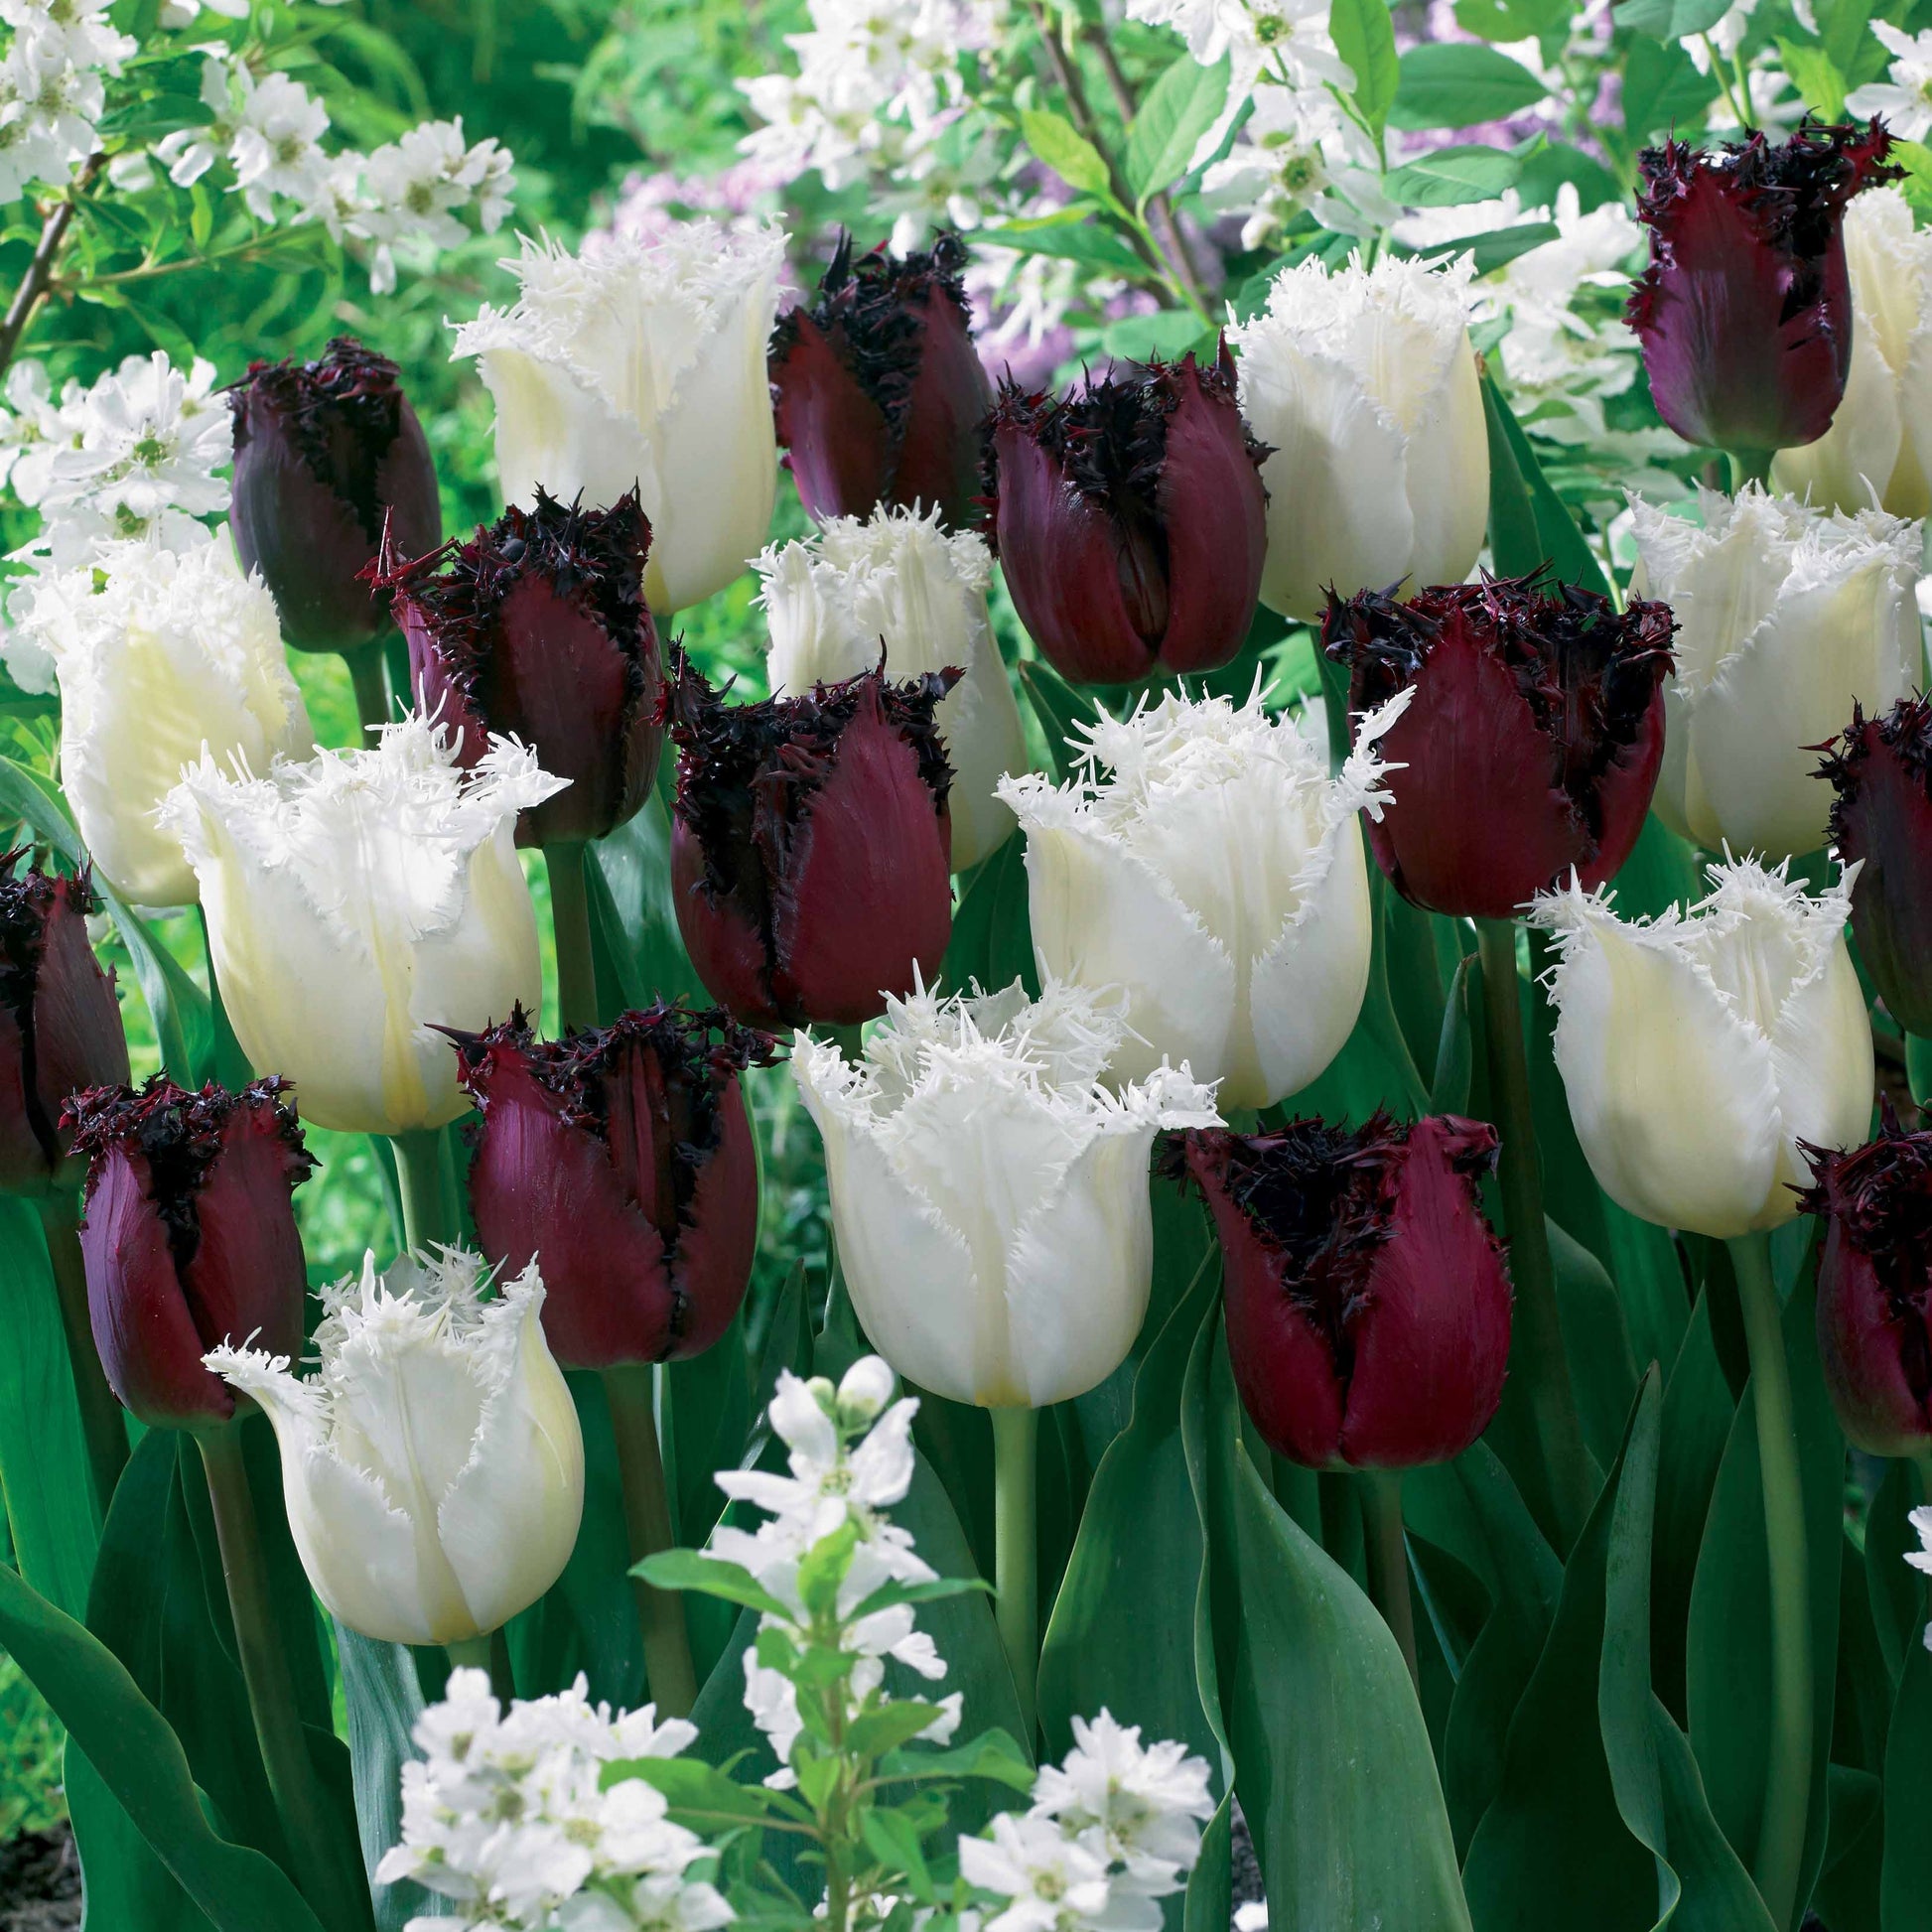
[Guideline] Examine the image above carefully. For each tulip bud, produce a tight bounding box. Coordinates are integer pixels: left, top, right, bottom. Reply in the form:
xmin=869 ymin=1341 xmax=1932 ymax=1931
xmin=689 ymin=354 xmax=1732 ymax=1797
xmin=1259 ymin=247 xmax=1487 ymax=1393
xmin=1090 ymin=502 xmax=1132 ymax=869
xmin=229 ymin=336 xmax=442 ymax=653
xmin=1822 ymin=694 xmax=1932 ymax=1034
xmin=385 ymin=486 xmax=663 ymax=848
xmin=998 ymin=687 xmax=1404 ymax=1109
xmin=1772 ymin=187 xmax=1932 ymax=516
xmin=0 ymin=858 xmax=128 ymax=1196
xmin=791 ymin=981 xmax=1221 ymax=1409
xmin=1628 ymin=121 xmax=1896 ymax=458
xmin=453 ymin=1002 xmax=773 ymax=1369
xmin=769 ymin=232 xmax=993 ymax=532
xmin=452 ymin=224 xmax=786 ymax=614
xmin=207 ymin=1248 xmax=585 ymax=1646
xmin=1530 ymin=857 xmax=1873 ymax=1240
xmin=1628 ymin=485 xmax=1919 ymax=862
xmin=159 ymin=715 xmax=564 ymax=1136
xmin=984 ymin=349 xmax=1268 ymax=684
xmin=666 ymin=651 xmax=957 ymax=1028
xmin=755 ymin=504 xmax=1026 ymax=872
xmin=66 ymin=1076 xmax=311 ymax=1432
xmin=1228 ymin=254 xmax=1488 ymax=622
xmin=1321 ymin=576 xmax=1676 ymax=918
xmin=1800 ymin=1112 xmax=1932 ymax=1454
xmin=1173 ymin=1112 xmax=1511 ymax=1470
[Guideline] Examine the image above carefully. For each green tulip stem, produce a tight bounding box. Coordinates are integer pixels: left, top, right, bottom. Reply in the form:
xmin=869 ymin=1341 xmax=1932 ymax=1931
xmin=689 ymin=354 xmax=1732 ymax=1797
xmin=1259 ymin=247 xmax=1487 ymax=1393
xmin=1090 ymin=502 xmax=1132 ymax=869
xmin=1360 ymin=1471 xmax=1419 ymax=1694
xmin=197 ymin=902 xmax=253 ymax=1092
xmin=991 ymin=1404 xmax=1038 ymax=1747
xmin=1728 ymin=1230 xmax=1813 ymax=1932
xmin=602 ymin=1363 xmax=699 ymax=1719
xmin=346 ymin=649 xmax=391 ymax=745
xmin=445 ymin=1631 xmax=515 ymax=1707
xmin=1473 ymin=918 xmax=1593 ymax=1550
xmin=392 ymin=1128 xmax=451 ymax=1256
xmin=199 ymin=1424 xmax=367 ymax=1932
xmin=35 ymin=1192 xmax=127 ymax=1523
xmin=1726 ymin=448 xmax=1775 ymax=493
xmin=545 ymin=842 xmax=599 ymax=1035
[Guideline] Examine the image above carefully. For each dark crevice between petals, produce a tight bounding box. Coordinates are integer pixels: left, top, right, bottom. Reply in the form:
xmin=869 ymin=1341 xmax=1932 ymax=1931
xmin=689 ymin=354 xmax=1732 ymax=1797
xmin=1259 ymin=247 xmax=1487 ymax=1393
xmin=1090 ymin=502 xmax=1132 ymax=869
xmin=0 ymin=855 xmax=92 ymax=1172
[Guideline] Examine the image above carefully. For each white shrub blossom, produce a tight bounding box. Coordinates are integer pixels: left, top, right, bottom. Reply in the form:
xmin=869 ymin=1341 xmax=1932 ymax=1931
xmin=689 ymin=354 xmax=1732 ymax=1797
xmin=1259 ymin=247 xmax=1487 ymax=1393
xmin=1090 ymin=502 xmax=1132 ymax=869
xmin=0 ymin=0 xmax=134 ymax=204
xmin=1849 ymin=23 xmax=1932 ymax=140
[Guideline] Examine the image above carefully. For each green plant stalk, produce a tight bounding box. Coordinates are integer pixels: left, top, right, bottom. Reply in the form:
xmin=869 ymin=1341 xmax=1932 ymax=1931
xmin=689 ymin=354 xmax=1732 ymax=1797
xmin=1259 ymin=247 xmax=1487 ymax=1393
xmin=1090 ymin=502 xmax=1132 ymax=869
xmin=444 ymin=1630 xmax=515 ymax=1707
xmin=391 ymin=1128 xmax=451 ymax=1255
xmin=1905 ymin=1031 xmax=1932 ymax=1108
xmin=345 ymin=650 xmax=391 ymax=747
xmin=35 ymin=1193 xmax=127 ymax=1523
xmin=546 ymin=842 xmax=599 ymax=1035
xmin=1360 ymin=1470 xmax=1419 ymax=1693
xmin=991 ymin=1404 xmax=1038 ymax=1746
xmin=1727 ymin=447 xmax=1775 ymax=492
xmin=1473 ymin=918 xmax=1594 ymax=1549
xmin=1728 ymin=1230 xmax=1813 ymax=1932
xmin=199 ymin=1425 xmax=368 ymax=1932
xmin=603 ymin=1363 xmax=699 ymax=1718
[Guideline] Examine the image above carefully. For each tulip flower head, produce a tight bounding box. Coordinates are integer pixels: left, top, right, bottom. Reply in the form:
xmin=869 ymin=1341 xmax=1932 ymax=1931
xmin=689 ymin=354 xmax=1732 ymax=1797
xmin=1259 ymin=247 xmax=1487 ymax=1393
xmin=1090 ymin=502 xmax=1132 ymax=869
xmin=207 ymin=1247 xmax=585 ymax=1646
xmin=386 ymin=486 xmax=662 ymax=847
xmin=755 ymin=504 xmax=1026 ymax=871
xmin=160 ymin=715 xmax=563 ymax=1135
xmin=1322 ymin=575 xmax=1676 ymax=918
xmin=21 ymin=536 xmax=315 ymax=906
xmin=769 ymin=231 xmax=992 ymax=531
xmin=1173 ymin=1113 xmax=1511 ymax=1470
xmin=68 ymin=1076 xmax=311 ymax=1432
xmin=998 ymin=686 xmax=1405 ymax=1109
xmin=453 ymin=223 xmax=786 ymax=613
xmin=1772 ymin=186 xmax=1932 ymax=515
xmin=667 ymin=651 xmax=957 ymax=1028
xmin=455 ymin=1002 xmax=774 ymax=1369
xmin=1801 ymin=1111 xmax=1932 ymax=1454
xmin=1628 ymin=120 xmax=1895 ymax=458
xmin=1530 ymin=858 xmax=1873 ymax=1239
xmin=790 ymin=980 xmax=1221 ymax=1409
xmin=1229 ymin=252 xmax=1488 ymax=621
xmin=1629 ymin=484 xmax=1920 ymax=862
xmin=228 ymin=335 xmax=442 ymax=653
xmin=0 ymin=857 xmax=127 ymax=1196
xmin=984 ymin=349 xmax=1268 ymax=684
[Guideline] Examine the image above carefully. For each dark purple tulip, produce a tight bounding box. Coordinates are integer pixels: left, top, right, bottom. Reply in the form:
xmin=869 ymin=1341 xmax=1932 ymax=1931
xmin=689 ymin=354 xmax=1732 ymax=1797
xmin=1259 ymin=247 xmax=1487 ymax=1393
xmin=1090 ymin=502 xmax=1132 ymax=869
xmin=453 ymin=1003 xmax=772 ymax=1369
xmin=666 ymin=651 xmax=956 ymax=1029
xmin=1801 ymin=1113 xmax=1932 ymax=1454
xmin=66 ymin=1078 xmax=313 ymax=1432
xmin=0 ymin=858 xmax=128 ymax=1197
xmin=984 ymin=348 xmax=1268 ymax=684
xmin=383 ymin=486 xmax=662 ymax=848
xmin=1821 ymin=694 xmax=1932 ymax=1035
xmin=1627 ymin=121 xmax=1895 ymax=456
xmin=1322 ymin=577 xmax=1676 ymax=918
xmin=229 ymin=336 xmax=442 ymax=653
xmin=1173 ymin=1113 xmax=1512 ymax=1470
xmin=770 ymin=232 xmax=992 ymax=531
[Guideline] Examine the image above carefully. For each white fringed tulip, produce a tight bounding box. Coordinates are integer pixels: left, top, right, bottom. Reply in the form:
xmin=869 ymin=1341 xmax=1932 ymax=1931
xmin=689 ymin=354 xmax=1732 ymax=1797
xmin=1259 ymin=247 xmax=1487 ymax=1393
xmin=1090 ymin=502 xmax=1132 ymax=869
xmin=791 ymin=982 xmax=1220 ymax=1409
xmin=452 ymin=224 xmax=786 ymax=614
xmin=1530 ymin=858 xmax=1872 ymax=1239
xmin=997 ymin=688 xmax=1406 ymax=1109
xmin=755 ymin=505 xmax=1028 ymax=872
xmin=206 ymin=1250 xmax=584 ymax=1646
xmin=159 ymin=715 xmax=563 ymax=1135
xmin=1773 ymin=187 xmax=1932 ymax=517
xmin=1628 ymin=485 xmax=1921 ymax=861
xmin=1229 ymin=253 xmax=1488 ymax=621
xmin=12 ymin=536 xmax=313 ymax=906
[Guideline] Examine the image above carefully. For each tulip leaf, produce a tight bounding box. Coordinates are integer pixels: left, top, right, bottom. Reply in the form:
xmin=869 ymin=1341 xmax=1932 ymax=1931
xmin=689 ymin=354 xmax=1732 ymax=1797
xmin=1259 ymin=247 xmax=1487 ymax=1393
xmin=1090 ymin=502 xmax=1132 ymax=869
xmin=1479 ymin=368 xmax=1613 ymax=598
xmin=1390 ymin=44 xmax=1550 ymax=129
xmin=1383 ymin=143 xmax=1523 ymax=208
xmin=1430 ymin=953 xmax=1475 ymax=1116
xmin=1330 ymin=0 xmax=1399 ymax=137
xmin=1883 ymin=1641 xmax=1932 ymax=1920
xmin=1124 ymin=54 xmax=1229 ymax=205
xmin=587 ymin=786 xmax=704 ymax=1015
xmin=1020 ymin=107 xmax=1121 ymax=210
xmin=941 ymin=835 xmax=1036 ymax=1001
xmin=1864 ymin=1461 xmax=1925 ymax=1684
xmin=1015 ymin=658 xmax=1103 ymax=784
xmin=1546 ymin=1219 xmax=1639 ymax=1473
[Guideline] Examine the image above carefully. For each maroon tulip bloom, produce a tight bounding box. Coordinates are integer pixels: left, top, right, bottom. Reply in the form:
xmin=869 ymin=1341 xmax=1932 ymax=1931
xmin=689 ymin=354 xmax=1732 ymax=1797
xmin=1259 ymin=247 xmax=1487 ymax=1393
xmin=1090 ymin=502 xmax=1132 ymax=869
xmin=229 ymin=336 xmax=442 ymax=653
xmin=1626 ymin=121 xmax=1895 ymax=456
xmin=984 ymin=349 xmax=1269 ymax=685
xmin=66 ymin=1078 xmax=313 ymax=1432
xmin=667 ymin=652 xmax=957 ymax=1028
xmin=454 ymin=1003 xmax=773 ymax=1368
xmin=1175 ymin=1113 xmax=1512 ymax=1470
xmin=1821 ymin=694 xmax=1932 ymax=1034
xmin=771 ymin=232 xmax=993 ymax=531
xmin=382 ymin=487 xmax=662 ymax=848
xmin=1322 ymin=577 xmax=1676 ymax=919
xmin=1801 ymin=1113 xmax=1932 ymax=1454
xmin=0 ymin=858 xmax=128 ymax=1197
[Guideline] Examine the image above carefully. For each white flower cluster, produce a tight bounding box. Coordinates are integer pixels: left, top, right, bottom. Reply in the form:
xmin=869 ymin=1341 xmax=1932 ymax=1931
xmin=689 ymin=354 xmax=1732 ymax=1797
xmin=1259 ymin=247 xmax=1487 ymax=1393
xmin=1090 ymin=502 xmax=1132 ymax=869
xmin=708 ymin=1358 xmax=963 ymax=1782
xmin=1849 ymin=22 xmax=1932 ymax=140
xmin=0 ymin=0 xmax=134 ymax=204
xmin=961 ymin=1713 xmax=1214 ymax=1932
xmin=1200 ymin=81 xmax=1387 ymax=246
xmin=375 ymin=1670 xmax=733 ymax=1932
xmin=1910 ymin=1506 xmax=1932 ymax=1651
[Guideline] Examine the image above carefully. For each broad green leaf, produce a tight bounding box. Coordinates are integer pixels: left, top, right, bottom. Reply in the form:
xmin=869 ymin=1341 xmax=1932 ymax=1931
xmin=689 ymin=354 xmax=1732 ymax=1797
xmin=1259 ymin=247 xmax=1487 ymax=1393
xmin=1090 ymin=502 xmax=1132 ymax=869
xmin=940 ymin=835 xmax=1035 ymax=999
xmin=1384 ymin=144 xmax=1523 ymax=207
xmin=1099 ymin=311 xmax=1215 ymax=362
xmin=1864 ymin=1461 xmax=1925 ymax=1683
xmin=1613 ymin=0 xmax=1736 ymax=41
xmin=1547 ymin=1220 xmax=1639 ymax=1473
xmin=1390 ymin=43 xmax=1549 ymax=128
xmin=587 ymin=786 xmax=703 ymax=1015
xmin=974 ymin=214 xmax=1147 ymax=278
xmin=1016 ymin=659 xmax=1103 ymax=784
xmin=1777 ymin=39 xmax=1847 ymax=119
xmin=1480 ymin=367 xmax=1612 ymax=596
xmin=1621 ymin=38 xmax=1720 ymax=142
xmin=637 ymin=1550 xmax=791 ymax=1618
xmin=1410 ymin=220 xmax=1562 ymax=275
xmin=1882 ymin=1644 xmax=1932 ymax=1923
xmin=336 ymin=1627 xmax=447 ymax=1932
xmin=1020 ymin=107 xmax=1116 ymax=204
xmin=1124 ymin=56 xmax=1230 ymax=203
xmin=1453 ymin=0 xmax=1569 ymax=40
xmin=1330 ymin=0 xmax=1399 ymax=134
xmin=1430 ymin=953 xmax=1474 ymax=1116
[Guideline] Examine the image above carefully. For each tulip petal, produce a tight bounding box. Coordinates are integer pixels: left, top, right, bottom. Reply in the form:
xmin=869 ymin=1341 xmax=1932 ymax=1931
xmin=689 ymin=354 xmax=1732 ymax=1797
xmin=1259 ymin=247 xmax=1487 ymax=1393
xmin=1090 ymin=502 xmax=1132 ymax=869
xmin=770 ymin=310 xmax=895 ymax=521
